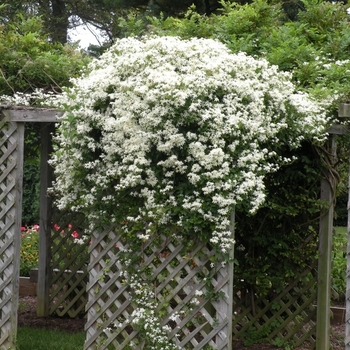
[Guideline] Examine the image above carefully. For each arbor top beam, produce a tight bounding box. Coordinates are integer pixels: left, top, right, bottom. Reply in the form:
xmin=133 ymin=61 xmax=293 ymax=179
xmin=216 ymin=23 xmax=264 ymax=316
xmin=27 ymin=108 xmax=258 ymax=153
xmin=0 ymin=106 xmax=63 ymax=122
xmin=339 ymin=103 xmax=350 ymax=119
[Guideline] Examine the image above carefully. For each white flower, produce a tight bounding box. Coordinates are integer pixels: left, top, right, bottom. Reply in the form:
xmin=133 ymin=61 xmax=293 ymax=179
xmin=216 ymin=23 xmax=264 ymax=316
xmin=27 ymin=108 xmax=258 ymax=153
xmin=50 ymin=36 xmax=329 ymax=253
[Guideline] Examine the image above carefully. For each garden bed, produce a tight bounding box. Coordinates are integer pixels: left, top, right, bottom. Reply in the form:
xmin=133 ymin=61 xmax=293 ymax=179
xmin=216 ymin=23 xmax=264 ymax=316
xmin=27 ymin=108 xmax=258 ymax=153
xmin=18 ymin=296 xmax=85 ymax=333
xmin=19 ymin=277 xmax=37 ymax=296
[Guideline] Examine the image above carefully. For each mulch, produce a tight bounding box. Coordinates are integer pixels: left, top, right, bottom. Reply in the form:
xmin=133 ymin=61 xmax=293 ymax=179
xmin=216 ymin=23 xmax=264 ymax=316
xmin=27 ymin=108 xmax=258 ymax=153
xmin=17 ymin=296 xmax=345 ymax=349
xmin=18 ymin=296 xmax=85 ymax=333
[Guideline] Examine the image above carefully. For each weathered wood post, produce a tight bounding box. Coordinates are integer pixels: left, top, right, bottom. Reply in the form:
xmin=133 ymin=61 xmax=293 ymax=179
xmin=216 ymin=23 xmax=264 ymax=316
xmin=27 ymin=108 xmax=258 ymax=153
xmin=0 ymin=110 xmax=24 ymax=349
xmin=316 ymin=136 xmax=335 ymax=350
xmin=316 ymin=109 xmax=349 ymax=349
xmin=215 ymin=210 xmax=235 ymax=350
xmin=37 ymin=122 xmax=54 ymax=316
xmin=339 ymin=103 xmax=350 ymax=349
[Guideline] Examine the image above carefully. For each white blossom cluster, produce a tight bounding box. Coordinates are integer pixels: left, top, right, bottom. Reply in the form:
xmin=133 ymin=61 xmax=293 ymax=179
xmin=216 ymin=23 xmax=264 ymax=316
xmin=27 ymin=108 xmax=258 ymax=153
xmin=51 ymin=36 xmax=329 ymax=252
xmin=128 ymin=275 xmax=179 ymax=350
xmin=0 ymin=89 xmax=56 ymax=107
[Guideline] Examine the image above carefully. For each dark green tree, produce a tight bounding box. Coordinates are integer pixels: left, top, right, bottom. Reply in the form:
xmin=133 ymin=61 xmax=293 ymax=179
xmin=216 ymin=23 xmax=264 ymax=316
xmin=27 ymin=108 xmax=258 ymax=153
xmin=0 ymin=0 xmax=228 ymax=44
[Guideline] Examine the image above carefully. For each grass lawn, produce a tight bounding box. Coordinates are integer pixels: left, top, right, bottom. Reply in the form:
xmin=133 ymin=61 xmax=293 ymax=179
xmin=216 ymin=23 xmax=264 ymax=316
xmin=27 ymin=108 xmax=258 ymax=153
xmin=16 ymin=327 xmax=85 ymax=350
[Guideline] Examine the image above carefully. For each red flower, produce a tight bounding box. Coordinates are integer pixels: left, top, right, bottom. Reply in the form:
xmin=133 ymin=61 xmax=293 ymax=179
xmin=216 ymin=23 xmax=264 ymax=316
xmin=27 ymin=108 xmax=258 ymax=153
xmin=33 ymin=224 xmax=39 ymax=231
xmin=72 ymin=231 xmax=79 ymax=238
xmin=53 ymin=223 xmax=60 ymax=231
xmin=21 ymin=226 xmax=26 ymax=232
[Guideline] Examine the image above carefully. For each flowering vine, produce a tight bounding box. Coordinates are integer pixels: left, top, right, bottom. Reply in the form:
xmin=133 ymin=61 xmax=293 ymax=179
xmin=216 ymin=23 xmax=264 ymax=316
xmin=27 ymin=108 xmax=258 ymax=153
xmin=50 ymin=36 xmax=329 ymax=253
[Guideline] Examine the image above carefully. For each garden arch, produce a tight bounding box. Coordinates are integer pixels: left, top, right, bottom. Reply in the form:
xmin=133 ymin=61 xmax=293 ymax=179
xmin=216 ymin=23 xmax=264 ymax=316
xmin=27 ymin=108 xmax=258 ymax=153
xmin=0 ymin=105 xmax=346 ymax=349
xmin=0 ymin=107 xmax=60 ymax=349
xmin=0 ymin=106 xmax=235 ymax=349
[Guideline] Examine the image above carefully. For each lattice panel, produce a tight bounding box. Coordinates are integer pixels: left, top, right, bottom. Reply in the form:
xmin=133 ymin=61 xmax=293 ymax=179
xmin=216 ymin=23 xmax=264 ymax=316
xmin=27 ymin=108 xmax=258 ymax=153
xmin=84 ymin=229 xmax=233 ymax=350
xmin=232 ymin=267 xmax=317 ymax=348
xmin=48 ymin=213 xmax=89 ymax=317
xmin=0 ymin=119 xmax=23 ymax=349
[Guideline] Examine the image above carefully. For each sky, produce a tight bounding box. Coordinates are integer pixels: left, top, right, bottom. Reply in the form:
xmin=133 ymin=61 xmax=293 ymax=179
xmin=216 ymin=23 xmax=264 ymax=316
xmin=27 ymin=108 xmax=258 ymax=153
xmin=68 ymin=22 xmax=104 ymax=49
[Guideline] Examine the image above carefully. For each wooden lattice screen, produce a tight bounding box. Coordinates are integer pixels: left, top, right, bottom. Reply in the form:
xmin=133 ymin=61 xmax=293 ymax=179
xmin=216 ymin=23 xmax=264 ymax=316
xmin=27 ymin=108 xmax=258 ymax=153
xmin=0 ymin=118 xmax=23 ymax=349
xmin=84 ymin=229 xmax=234 ymax=350
xmin=48 ymin=213 xmax=89 ymax=317
xmin=0 ymin=107 xmax=342 ymax=350
xmin=232 ymin=267 xmax=317 ymax=348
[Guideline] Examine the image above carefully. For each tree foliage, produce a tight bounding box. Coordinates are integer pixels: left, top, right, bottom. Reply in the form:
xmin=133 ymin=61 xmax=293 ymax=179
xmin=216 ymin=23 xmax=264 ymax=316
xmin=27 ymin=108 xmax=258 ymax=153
xmin=0 ymin=0 xmax=224 ymax=44
xmin=0 ymin=11 xmax=90 ymax=224
xmin=0 ymin=13 xmax=89 ymax=95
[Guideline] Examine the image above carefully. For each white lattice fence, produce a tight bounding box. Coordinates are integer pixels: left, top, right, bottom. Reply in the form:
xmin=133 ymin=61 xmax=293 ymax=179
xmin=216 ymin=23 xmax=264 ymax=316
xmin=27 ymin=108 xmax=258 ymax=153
xmin=0 ymin=118 xmax=23 ymax=350
xmin=84 ymin=229 xmax=233 ymax=350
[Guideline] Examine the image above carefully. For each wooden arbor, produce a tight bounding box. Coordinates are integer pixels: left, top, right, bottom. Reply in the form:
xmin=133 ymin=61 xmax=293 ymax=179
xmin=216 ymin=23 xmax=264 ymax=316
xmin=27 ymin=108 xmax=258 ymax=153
xmin=0 ymin=105 xmax=347 ymax=349
xmin=0 ymin=106 xmax=235 ymax=349
xmin=0 ymin=107 xmax=61 ymax=349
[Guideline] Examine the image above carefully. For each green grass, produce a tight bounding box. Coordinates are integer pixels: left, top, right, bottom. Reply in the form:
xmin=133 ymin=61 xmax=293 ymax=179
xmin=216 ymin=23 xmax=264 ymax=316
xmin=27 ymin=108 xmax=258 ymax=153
xmin=16 ymin=327 xmax=85 ymax=350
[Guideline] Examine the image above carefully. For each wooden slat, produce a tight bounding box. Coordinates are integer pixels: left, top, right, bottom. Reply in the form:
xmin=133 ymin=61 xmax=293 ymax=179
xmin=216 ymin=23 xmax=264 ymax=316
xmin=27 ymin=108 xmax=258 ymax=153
xmin=339 ymin=103 xmax=350 ymax=118
xmin=317 ymin=135 xmax=336 ymax=350
xmin=327 ymin=124 xmax=350 ymax=135
xmin=1 ymin=108 xmax=63 ymax=122
xmin=37 ymin=123 xmax=53 ymax=317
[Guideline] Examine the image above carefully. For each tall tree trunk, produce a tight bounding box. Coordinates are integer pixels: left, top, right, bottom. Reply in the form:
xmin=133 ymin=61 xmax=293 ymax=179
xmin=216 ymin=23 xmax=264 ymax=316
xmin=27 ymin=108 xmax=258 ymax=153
xmin=50 ymin=0 xmax=69 ymax=43
xmin=39 ymin=0 xmax=69 ymax=43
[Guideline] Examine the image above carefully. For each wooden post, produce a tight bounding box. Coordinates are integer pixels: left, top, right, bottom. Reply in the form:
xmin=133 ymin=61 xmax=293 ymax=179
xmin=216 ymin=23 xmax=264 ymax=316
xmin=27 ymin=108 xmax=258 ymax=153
xmin=0 ymin=117 xmax=24 ymax=349
xmin=340 ymin=103 xmax=350 ymax=349
xmin=316 ymin=134 xmax=336 ymax=350
xmin=11 ymin=122 xmax=24 ymax=347
xmin=346 ymin=140 xmax=350 ymax=349
xmin=227 ymin=210 xmax=235 ymax=349
xmin=37 ymin=123 xmax=54 ymax=317
xmin=216 ymin=210 xmax=235 ymax=350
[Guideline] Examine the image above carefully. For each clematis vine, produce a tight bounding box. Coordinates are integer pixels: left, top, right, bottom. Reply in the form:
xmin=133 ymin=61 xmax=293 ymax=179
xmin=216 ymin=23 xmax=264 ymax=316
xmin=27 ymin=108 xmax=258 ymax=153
xmin=50 ymin=36 xmax=329 ymax=252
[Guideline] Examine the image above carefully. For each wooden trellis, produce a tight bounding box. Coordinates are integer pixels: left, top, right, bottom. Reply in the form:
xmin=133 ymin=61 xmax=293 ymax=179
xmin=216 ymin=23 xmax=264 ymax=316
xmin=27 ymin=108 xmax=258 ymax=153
xmin=0 ymin=106 xmax=348 ymax=350
xmin=232 ymin=266 xmax=318 ymax=348
xmin=0 ymin=117 xmax=23 ymax=350
xmin=85 ymin=228 xmax=234 ymax=350
xmin=47 ymin=213 xmax=89 ymax=317
xmin=0 ymin=107 xmax=90 ymax=322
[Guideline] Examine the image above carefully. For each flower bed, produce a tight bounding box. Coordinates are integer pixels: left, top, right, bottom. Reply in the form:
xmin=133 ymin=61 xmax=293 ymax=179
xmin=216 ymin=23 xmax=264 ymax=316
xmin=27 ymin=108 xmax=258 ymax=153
xmin=20 ymin=225 xmax=39 ymax=277
xmin=20 ymin=223 xmax=89 ymax=277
